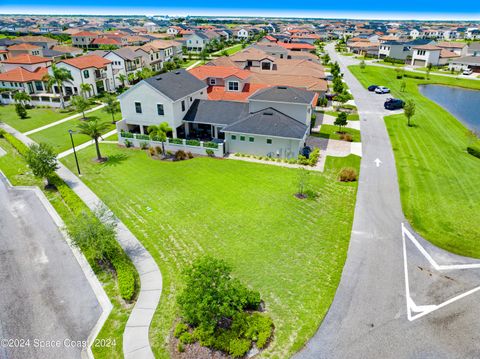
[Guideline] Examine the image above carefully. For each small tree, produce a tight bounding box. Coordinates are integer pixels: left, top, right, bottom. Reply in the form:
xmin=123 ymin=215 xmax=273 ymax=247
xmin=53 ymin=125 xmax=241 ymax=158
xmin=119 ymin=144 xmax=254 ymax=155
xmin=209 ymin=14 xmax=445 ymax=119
xmin=296 ymin=168 xmax=310 ymax=198
xmin=71 ymin=95 xmax=89 ymax=119
xmin=13 ymin=91 xmax=31 ymax=106
xmin=400 ymin=80 xmax=407 ymax=92
xmin=177 ymin=256 xmax=260 ymax=329
xmin=103 ymin=93 xmax=119 ymax=123
xmin=334 ymin=112 xmax=348 ymax=132
xmin=118 ymin=73 xmax=127 ymax=88
xmin=67 ymin=205 xmax=116 ymax=262
xmin=80 ymin=83 xmax=92 ymax=99
xmin=426 ymin=63 xmax=433 ymax=80
xmin=148 ymin=122 xmax=172 ymax=157
xmin=15 ymin=103 xmax=28 ymax=119
xmin=43 ymin=64 xmax=73 ymax=109
xmin=25 ymin=143 xmax=58 ymax=188
xmin=404 ymin=100 xmax=416 ymax=127
xmin=359 ymin=60 xmax=366 ymax=71
xmin=77 ymin=118 xmax=111 ymax=161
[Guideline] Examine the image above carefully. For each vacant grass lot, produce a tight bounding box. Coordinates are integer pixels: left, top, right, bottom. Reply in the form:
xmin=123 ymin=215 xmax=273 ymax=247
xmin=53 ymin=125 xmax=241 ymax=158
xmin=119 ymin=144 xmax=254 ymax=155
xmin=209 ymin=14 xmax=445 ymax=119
xmin=28 ymin=108 xmax=115 ymax=153
xmin=62 ymin=144 xmax=360 ymax=358
xmin=350 ymin=65 xmax=480 ymax=257
xmin=0 ymin=104 xmax=79 ymax=133
xmin=0 ymin=137 xmax=132 ymax=359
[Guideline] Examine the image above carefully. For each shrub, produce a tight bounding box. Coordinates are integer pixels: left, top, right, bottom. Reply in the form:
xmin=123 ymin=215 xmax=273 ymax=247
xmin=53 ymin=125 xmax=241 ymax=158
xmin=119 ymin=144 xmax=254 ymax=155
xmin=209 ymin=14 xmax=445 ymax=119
xmin=148 ymin=147 xmax=155 ymax=156
xmin=3 ymin=132 xmax=29 ymax=156
xmin=140 ymin=141 xmax=149 ymax=150
xmin=111 ymin=255 xmax=137 ymax=301
xmin=155 ymin=146 xmax=162 ymax=155
xmin=186 ymin=139 xmax=200 ymax=146
xmin=245 ymin=313 xmax=273 ymax=348
xmin=0 ymin=128 xmax=6 ymax=138
xmin=174 ymin=150 xmax=188 ymax=161
xmin=179 ymin=332 xmax=195 ymax=345
xmin=15 ymin=103 xmax=27 ymax=119
xmin=120 ymin=131 xmax=134 ymax=138
xmin=174 ymin=323 xmax=189 ymax=338
xmin=136 ymin=134 xmax=150 ymax=140
xmin=204 ymin=141 xmax=218 ymax=149
xmin=309 ymin=148 xmax=320 ymax=166
xmin=169 ymin=138 xmax=183 ymax=145
xmin=177 ymin=342 xmax=184 ymax=353
xmin=229 ymin=338 xmax=251 ymax=358
xmin=339 ymin=167 xmax=358 ymax=182
xmin=187 ymin=151 xmax=194 ymax=159
xmin=340 ymin=133 xmax=353 ymax=142
xmin=124 ymin=139 xmax=133 ymax=148
xmin=206 ymin=149 xmax=215 ymax=157
xmin=467 ymin=144 xmax=480 ymax=159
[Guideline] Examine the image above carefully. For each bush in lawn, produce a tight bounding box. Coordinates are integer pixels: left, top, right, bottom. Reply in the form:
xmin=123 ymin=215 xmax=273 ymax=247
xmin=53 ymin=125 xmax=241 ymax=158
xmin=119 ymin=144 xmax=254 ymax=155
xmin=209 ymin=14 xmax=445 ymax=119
xmin=229 ymin=338 xmax=251 ymax=358
xmin=174 ymin=150 xmax=187 ymax=161
xmin=179 ymin=332 xmax=195 ymax=345
xmin=111 ymin=254 xmax=137 ymax=301
xmin=0 ymin=129 xmax=6 ymax=138
xmin=124 ymin=139 xmax=133 ymax=148
xmin=177 ymin=256 xmax=261 ymax=330
xmin=15 ymin=103 xmax=28 ymax=119
xmin=467 ymin=144 xmax=480 ymax=159
xmin=206 ymin=149 xmax=215 ymax=157
xmin=340 ymin=133 xmax=353 ymax=142
xmin=140 ymin=141 xmax=149 ymax=150
xmin=155 ymin=146 xmax=162 ymax=155
xmin=148 ymin=147 xmax=155 ymax=156
xmin=339 ymin=167 xmax=358 ymax=182
xmin=174 ymin=323 xmax=189 ymax=338
xmin=187 ymin=151 xmax=194 ymax=159
xmin=25 ymin=142 xmax=59 ymax=189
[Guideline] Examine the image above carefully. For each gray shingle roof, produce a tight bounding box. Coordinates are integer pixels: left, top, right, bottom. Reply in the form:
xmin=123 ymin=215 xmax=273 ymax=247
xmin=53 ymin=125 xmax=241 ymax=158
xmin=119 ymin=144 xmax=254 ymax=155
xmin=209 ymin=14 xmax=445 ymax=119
xmin=222 ymin=108 xmax=307 ymax=139
xmin=183 ymin=100 xmax=249 ymax=126
xmin=143 ymin=69 xmax=207 ymax=101
xmin=249 ymin=86 xmax=316 ymax=105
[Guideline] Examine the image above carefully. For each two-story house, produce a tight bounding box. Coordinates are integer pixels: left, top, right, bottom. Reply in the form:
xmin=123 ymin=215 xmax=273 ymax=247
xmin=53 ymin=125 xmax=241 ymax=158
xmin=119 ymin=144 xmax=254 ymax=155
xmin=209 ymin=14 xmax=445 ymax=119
xmin=71 ymin=31 xmax=98 ymax=49
xmin=90 ymin=48 xmax=144 ymax=86
xmin=7 ymin=43 xmax=43 ymax=57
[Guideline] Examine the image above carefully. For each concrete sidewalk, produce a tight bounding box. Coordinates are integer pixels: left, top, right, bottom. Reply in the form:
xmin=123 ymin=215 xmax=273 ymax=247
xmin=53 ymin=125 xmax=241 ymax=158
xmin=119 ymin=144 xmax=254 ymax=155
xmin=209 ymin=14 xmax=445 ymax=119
xmin=0 ymin=122 xmax=162 ymax=359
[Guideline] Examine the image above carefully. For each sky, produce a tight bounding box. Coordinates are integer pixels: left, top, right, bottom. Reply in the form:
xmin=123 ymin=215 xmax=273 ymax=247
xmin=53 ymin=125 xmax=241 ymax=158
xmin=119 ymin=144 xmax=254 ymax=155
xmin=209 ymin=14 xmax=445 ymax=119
xmin=1 ymin=0 xmax=480 ymax=20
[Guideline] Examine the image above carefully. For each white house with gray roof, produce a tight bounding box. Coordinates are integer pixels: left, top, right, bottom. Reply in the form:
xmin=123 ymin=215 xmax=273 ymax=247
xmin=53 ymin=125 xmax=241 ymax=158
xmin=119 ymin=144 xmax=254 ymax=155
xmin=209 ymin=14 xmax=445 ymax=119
xmin=116 ymin=70 xmax=316 ymax=158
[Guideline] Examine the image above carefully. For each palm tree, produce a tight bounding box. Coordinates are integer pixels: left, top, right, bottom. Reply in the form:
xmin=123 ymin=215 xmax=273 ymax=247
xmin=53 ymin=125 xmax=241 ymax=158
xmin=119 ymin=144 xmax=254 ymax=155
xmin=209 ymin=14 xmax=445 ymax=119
xmin=80 ymin=83 xmax=92 ymax=99
xmin=127 ymin=73 xmax=136 ymax=85
xmin=118 ymin=73 xmax=127 ymax=87
xmin=13 ymin=91 xmax=31 ymax=106
xmin=148 ymin=122 xmax=172 ymax=156
xmin=103 ymin=93 xmax=119 ymax=123
xmin=77 ymin=119 xmax=111 ymax=161
xmin=43 ymin=65 xmax=73 ymax=109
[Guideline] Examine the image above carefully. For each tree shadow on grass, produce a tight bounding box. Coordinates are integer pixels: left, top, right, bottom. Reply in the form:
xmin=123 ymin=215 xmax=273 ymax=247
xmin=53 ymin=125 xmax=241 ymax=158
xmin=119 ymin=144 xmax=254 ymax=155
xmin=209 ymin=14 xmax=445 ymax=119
xmin=102 ymin=153 xmax=128 ymax=167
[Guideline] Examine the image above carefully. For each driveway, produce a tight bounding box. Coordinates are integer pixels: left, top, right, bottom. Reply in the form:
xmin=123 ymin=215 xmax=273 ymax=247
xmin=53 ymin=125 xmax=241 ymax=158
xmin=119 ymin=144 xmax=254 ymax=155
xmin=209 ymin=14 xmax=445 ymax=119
xmin=0 ymin=176 xmax=101 ymax=359
xmin=295 ymin=44 xmax=480 ymax=359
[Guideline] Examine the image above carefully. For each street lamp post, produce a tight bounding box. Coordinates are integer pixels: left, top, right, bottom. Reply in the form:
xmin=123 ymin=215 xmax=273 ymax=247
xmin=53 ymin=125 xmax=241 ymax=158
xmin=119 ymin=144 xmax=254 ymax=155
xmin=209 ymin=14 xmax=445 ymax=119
xmin=68 ymin=129 xmax=81 ymax=175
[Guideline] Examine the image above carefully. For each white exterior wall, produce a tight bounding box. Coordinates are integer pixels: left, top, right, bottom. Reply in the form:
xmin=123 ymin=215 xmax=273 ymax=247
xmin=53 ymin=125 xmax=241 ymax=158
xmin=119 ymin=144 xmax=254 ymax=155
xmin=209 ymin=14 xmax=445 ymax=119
xmin=236 ymin=29 xmax=249 ymax=39
xmin=248 ymin=99 xmax=311 ymax=125
xmin=119 ymin=82 xmax=207 ymax=137
xmin=223 ymin=132 xmax=304 ymax=158
xmin=2 ymin=62 xmax=51 ymax=72
xmin=411 ymin=49 xmax=441 ymax=66
xmin=55 ymin=62 xmax=116 ymax=96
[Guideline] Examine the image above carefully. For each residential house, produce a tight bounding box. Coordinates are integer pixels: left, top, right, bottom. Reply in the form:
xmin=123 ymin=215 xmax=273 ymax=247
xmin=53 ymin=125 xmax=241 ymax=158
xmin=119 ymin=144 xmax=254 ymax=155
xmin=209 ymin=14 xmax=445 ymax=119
xmin=378 ymin=39 xmax=433 ymax=61
xmin=0 ymin=54 xmax=52 ymax=72
xmin=7 ymin=43 xmax=43 ymax=57
xmin=410 ymin=44 xmax=459 ymax=67
xmin=185 ymin=31 xmax=220 ymax=52
xmin=467 ymin=42 xmax=480 ymax=57
xmin=437 ymin=42 xmax=468 ymax=56
xmin=448 ymin=56 xmax=480 ymax=73
xmin=15 ymin=35 xmax=58 ymax=49
xmin=90 ymin=48 xmax=144 ymax=86
xmin=55 ymin=55 xmax=115 ymax=97
xmin=72 ymin=31 xmax=98 ymax=49
xmin=51 ymin=45 xmax=84 ymax=57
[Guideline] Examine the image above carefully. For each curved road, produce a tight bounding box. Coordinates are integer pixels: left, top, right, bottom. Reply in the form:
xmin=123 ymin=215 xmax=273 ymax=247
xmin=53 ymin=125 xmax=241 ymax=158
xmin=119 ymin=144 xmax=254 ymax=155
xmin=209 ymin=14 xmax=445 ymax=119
xmin=295 ymin=44 xmax=480 ymax=359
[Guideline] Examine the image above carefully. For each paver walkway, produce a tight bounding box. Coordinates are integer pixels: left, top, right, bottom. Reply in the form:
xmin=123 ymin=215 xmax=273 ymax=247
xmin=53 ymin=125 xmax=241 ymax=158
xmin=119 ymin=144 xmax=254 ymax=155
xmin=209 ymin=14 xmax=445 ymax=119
xmin=0 ymin=122 xmax=162 ymax=359
xmin=23 ymin=103 xmax=106 ymax=136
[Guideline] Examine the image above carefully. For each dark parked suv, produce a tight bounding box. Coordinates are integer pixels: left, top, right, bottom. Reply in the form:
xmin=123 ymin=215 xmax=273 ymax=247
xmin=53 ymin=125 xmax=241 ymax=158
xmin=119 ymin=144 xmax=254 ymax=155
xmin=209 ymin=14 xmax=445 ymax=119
xmin=384 ymin=98 xmax=404 ymax=110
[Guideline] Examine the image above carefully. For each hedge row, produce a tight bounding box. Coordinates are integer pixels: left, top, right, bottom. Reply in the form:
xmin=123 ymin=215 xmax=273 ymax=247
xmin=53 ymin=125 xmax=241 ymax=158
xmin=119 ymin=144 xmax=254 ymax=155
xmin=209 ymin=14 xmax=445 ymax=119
xmin=3 ymin=132 xmax=29 ymax=156
xmin=111 ymin=252 xmax=138 ymax=301
xmin=467 ymin=144 xmax=480 ymax=159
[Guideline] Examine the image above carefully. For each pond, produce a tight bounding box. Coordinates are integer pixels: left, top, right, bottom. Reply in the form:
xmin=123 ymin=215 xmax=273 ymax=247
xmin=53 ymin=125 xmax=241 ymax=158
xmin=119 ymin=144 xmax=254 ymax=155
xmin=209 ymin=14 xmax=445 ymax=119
xmin=418 ymin=84 xmax=480 ymax=132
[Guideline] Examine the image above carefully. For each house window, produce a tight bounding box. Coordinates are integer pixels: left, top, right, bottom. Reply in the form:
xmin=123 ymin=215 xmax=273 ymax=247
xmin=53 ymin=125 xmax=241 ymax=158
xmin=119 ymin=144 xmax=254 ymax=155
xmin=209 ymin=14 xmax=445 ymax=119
xmin=249 ymin=137 xmax=254 ymax=142
xmin=83 ymin=70 xmax=89 ymax=79
xmin=240 ymin=136 xmax=245 ymax=141
xmin=231 ymin=135 xmax=237 ymax=140
xmin=266 ymin=138 xmax=272 ymax=144
xmin=190 ymin=97 xmax=193 ymax=102
xmin=181 ymin=100 xmax=185 ymax=111
xmin=209 ymin=78 xmax=216 ymax=85
xmin=34 ymin=81 xmax=43 ymax=91
xmin=157 ymin=104 xmax=164 ymax=115
xmin=261 ymin=62 xmax=271 ymax=70
xmin=135 ymin=102 xmax=142 ymax=113
xmin=228 ymin=81 xmax=239 ymax=91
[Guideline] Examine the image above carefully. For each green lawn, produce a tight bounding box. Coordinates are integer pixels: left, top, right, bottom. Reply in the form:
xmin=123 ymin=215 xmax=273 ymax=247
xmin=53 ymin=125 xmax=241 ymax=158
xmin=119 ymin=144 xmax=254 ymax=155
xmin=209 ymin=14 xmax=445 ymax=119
xmin=213 ymin=43 xmax=244 ymax=56
xmin=61 ymin=144 xmax=360 ymax=358
xmin=0 ymin=137 xmax=132 ymax=359
xmin=0 ymin=104 xmax=80 ymax=133
xmin=322 ymin=110 xmax=360 ymax=121
xmin=315 ymin=124 xmax=361 ymax=142
xmin=180 ymin=60 xmax=199 ymax=68
xmin=28 ymin=108 xmax=115 ymax=153
xmin=350 ymin=65 xmax=480 ymax=257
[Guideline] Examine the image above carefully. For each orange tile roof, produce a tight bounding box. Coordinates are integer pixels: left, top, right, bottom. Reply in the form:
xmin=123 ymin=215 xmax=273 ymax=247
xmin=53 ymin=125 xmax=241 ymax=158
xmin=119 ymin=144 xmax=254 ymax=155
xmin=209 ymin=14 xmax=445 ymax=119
xmin=207 ymin=84 xmax=269 ymax=102
xmin=1 ymin=54 xmax=51 ymax=64
xmin=92 ymin=37 xmax=121 ymax=45
xmin=264 ymin=35 xmax=277 ymax=42
xmin=189 ymin=65 xmax=251 ymax=80
xmin=58 ymin=55 xmax=111 ymax=69
xmin=277 ymin=42 xmax=315 ymax=50
xmin=8 ymin=43 xmax=41 ymax=50
xmin=73 ymin=31 xmax=98 ymax=37
xmin=440 ymin=49 xmax=460 ymax=58
xmin=437 ymin=41 xmax=467 ymax=49
xmin=0 ymin=67 xmax=47 ymax=82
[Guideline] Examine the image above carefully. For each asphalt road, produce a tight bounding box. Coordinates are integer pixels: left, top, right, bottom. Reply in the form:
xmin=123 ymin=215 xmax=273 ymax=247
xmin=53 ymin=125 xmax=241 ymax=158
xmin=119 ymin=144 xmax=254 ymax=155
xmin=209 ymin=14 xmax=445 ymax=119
xmin=0 ymin=176 xmax=101 ymax=359
xmin=295 ymin=44 xmax=480 ymax=359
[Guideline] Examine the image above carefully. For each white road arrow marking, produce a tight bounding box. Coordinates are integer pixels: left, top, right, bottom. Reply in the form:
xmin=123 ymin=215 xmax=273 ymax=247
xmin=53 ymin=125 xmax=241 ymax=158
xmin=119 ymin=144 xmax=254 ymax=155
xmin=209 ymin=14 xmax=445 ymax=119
xmin=374 ymin=158 xmax=382 ymax=167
